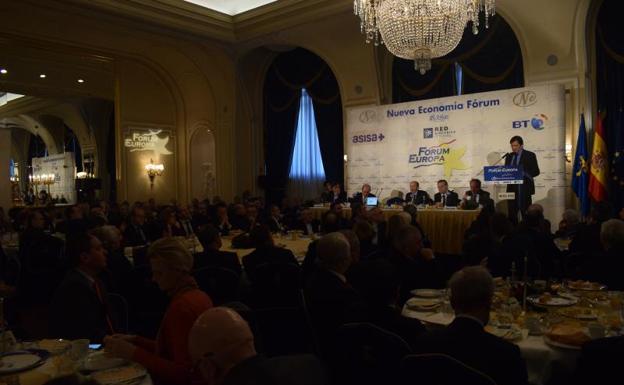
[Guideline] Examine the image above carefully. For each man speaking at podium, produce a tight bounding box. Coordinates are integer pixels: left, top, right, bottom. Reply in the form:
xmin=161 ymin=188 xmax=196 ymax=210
xmin=505 ymin=135 xmax=540 ymax=223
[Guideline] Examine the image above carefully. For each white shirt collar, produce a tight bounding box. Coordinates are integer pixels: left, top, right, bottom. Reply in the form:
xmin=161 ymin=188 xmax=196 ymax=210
xmin=328 ymin=269 xmax=347 ymax=283
xmin=76 ymin=268 xmax=95 ymax=285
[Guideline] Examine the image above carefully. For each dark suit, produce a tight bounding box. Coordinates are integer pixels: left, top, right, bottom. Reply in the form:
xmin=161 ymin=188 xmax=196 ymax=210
xmin=505 ymin=149 xmax=540 ymax=222
xmin=194 ymin=248 xmax=242 ymax=276
xmin=295 ymin=220 xmax=321 ymax=235
xmin=405 ymin=190 xmax=432 ymax=206
xmin=222 ymin=354 xmax=327 ymax=385
xmin=123 ymin=223 xmax=148 ymax=247
xmin=305 ymin=268 xmax=366 ymax=354
xmin=464 ymin=189 xmax=494 ymax=211
xmin=433 ymin=191 xmax=460 ymax=207
xmin=329 ymin=191 xmax=347 ymax=204
xmin=414 ymin=317 xmax=528 ymax=385
xmin=266 ymin=216 xmax=287 ymax=234
xmin=49 ymin=269 xmax=115 ymax=343
xmin=242 ymin=246 xmax=298 ymax=283
xmin=353 ymin=192 xmax=376 ymax=205
xmin=575 ymin=336 xmax=624 ymax=385
xmin=367 ymin=305 xmax=426 ymax=350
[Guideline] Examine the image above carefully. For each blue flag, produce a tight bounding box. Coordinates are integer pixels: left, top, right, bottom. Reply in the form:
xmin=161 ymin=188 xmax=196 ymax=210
xmin=572 ymin=114 xmax=590 ymax=216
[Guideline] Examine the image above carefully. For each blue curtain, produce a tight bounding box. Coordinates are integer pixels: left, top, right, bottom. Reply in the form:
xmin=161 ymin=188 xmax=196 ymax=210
xmin=264 ymin=48 xmax=343 ymax=205
xmin=596 ymin=0 xmax=624 ymax=212
xmin=288 ymin=89 xmax=326 ymax=200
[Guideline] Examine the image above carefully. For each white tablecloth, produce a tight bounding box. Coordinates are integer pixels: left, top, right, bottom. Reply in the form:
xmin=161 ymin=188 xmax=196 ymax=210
xmin=401 ymin=307 xmax=580 ymax=385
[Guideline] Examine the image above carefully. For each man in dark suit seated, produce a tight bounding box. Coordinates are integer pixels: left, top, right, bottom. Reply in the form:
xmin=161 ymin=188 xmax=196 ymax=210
xmin=294 ymin=209 xmax=321 ymax=236
xmin=505 ymin=135 xmax=540 ymax=223
xmin=352 ymin=183 xmax=376 ymax=205
xmin=55 ymin=205 xmax=87 ymax=236
xmin=413 ymin=266 xmax=528 ymax=385
xmin=404 ymin=181 xmax=432 ymax=206
xmin=212 ymin=203 xmax=233 ymax=236
xmin=433 ymin=180 xmax=459 ymax=208
xmin=123 ymin=206 xmax=149 ymax=247
xmin=230 ymin=204 xmax=252 ymax=232
xmin=242 ymin=225 xmax=298 ymax=283
xmin=579 ymin=219 xmax=624 ymax=290
xmin=330 ymin=183 xmax=348 ymax=204
xmin=461 ymin=178 xmax=493 ymax=211
xmin=385 ymin=225 xmax=442 ymax=303
xmin=195 ymin=225 xmax=242 ymax=276
xmin=177 ymin=205 xmax=195 ymax=237
xmin=574 ymin=335 xmax=624 ymax=385
xmin=320 ymin=181 xmax=333 ymax=203
xmin=49 ymin=232 xmax=116 ymax=342
xmin=189 ymin=307 xmax=327 ymax=385
xmin=266 ymin=205 xmax=287 ymax=234
xmin=348 ymin=258 xmax=425 ymax=349
xmin=305 ymin=232 xmax=366 ymax=355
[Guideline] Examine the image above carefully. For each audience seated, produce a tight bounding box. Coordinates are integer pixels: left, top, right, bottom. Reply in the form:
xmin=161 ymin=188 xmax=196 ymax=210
xmin=554 ymin=209 xmax=582 ymax=239
xmin=123 ymin=206 xmax=149 ymax=247
xmin=49 ymin=232 xmax=115 ymax=342
xmin=574 ymin=335 xmax=624 ymax=385
xmin=91 ymin=225 xmax=133 ymax=295
xmin=579 ymin=219 xmax=624 ymax=290
xmin=305 ymin=232 xmax=366 ymax=356
xmin=348 ymin=258 xmax=425 ymax=349
xmin=242 ymin=225 xmax=298 ymax=283
xmin=177 ymin=206 xmax=195 ymax=237
xmin=266 ymin=204 xmax=287 ymax=234
xmin=569 ymin=201 xmax=612 ymax=256
xmin=367 ymin=207 xmax=387 ymax=247
xmin=294 ymin=209 xmax=320 ymax=235
xmin=516 ymin=206 xmax=560 ymax=278
xmin=385 ymin=225 xmax=442 ymax=303
xmin=352 ymin=219 xmax=377 ymax=259
xmin=104 ymin=237 xmax=213 ymax=385
xmin=213 ymin=203 xmax=233 ymax=235
xmin=189 ymin=307 xmax=327 ymax=385
xmin=413 ymin=266 xmax=528 ymax=385
xmin=195 ymin=225 xmax=242 ymax=275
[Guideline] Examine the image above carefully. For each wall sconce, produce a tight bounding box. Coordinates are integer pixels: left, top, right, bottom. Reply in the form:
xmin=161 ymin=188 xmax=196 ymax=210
xmin=565 ymin=143 xmax=572 ymax=163
xmin=145 ymin=159 xmax=164 ymax=190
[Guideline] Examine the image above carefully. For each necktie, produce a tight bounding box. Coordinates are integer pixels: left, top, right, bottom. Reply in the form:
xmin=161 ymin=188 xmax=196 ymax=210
xmin=93 ymin=281 xmax=115 ymax=334
xmin=412 ymin=193 xmax=416 ymax=204
xmin=513 ymin=154 xmax=519 ymax=166
xmin=137 ymin=226 xmax=146 ymax=243
xmin=442 ymin=194 xmax=446 ymax=206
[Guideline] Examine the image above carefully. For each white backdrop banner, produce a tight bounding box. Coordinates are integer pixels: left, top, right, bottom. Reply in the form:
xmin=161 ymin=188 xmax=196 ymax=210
xmin=345 ymin=84 xmax=566 ymax=224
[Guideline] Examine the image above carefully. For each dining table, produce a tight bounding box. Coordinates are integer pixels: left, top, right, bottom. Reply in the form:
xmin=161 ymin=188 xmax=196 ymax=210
xmin=401 ymin=285 xmax=624 ymax=385
xmin=0 ymin=339 xmax=152 ymax=385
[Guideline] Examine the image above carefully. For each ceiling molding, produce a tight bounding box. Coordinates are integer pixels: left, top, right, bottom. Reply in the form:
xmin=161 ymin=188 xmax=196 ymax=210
xmin=47 ymin=0 xmax=353 ymax=44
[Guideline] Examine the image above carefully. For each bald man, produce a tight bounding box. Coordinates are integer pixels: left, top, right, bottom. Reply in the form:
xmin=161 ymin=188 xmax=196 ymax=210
xmin=189 ymin=307 xmax=326 ymax=385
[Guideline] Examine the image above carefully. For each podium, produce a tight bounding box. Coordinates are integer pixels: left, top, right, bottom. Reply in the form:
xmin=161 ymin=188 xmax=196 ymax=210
xmin=483 ymin=166 xmax=523 ymax=205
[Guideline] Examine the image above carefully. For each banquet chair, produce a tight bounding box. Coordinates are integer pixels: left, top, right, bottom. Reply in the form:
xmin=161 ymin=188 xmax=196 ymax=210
xmin=333 ymin=322 xmax=412 ymax=385
xmin=252 ymin=262 xmax=302 ymax=307
xmin=194 ymin=266 xmax=240 ymax=305
xmin=400 ymin=353 xmax=497 ymax=385
xmin=254 ymin=301 xmax=318 ymax=357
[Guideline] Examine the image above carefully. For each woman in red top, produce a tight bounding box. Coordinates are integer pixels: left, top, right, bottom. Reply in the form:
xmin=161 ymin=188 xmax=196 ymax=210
xmin=104 ymin=237 xmax=213 ymax=385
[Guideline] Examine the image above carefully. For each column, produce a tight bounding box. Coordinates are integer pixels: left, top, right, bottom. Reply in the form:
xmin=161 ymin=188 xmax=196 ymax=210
xmin=0 ymin=127 xmax=11 ymax=209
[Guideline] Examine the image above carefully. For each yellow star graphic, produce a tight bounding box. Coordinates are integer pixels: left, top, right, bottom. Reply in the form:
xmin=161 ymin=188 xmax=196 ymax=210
xmin=576 ymin=155 xmax=588 ymax=177
xmin=439 ymin=142 xmax=469 ymax=178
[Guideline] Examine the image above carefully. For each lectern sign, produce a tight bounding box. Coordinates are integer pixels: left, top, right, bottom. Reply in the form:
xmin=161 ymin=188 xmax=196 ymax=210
xmin=484 ymin=166 xmax=523 ymax=185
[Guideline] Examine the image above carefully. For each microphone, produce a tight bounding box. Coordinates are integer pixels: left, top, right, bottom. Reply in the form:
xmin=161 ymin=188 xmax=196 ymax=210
xmin=501 ymin=152 xmax=513 ymax=160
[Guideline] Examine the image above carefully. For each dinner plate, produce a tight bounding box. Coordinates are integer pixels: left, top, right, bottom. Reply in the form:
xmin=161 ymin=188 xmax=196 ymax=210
xmin=410 ymin=289 xmax=445 ymax=298
xmin=38 ymin=339 xmax=71 ymax=355
xmin=543 ymin=335 xmax=582 ymax=350
xmin=405 ymin=297 xmax=441 ymax=311
xmin=527 ymin=295 xmax=577 ymax=307
xmin=486 ymin=326 xmax=523 ymax=341
xmin=0 ymin=350 xmax=48 ymax=374
xmin=567 ymin=281 xmax=607 ymax=291
xmin=84 ymin=351 xmax=127 ymax=371
xmin=559 ymin=308 xmax=599 ymax=321
xmin=91 ymin=365 xmax=147 ymax=385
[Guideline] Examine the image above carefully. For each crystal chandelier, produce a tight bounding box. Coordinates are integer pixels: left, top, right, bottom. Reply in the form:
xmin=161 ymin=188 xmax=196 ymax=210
xmin=354 ymin=0 xmax=496 ymax=74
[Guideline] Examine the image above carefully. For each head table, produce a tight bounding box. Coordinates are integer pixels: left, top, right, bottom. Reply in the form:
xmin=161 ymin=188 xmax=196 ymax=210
xmin=309 ymin=206 xmax=479 ymax=255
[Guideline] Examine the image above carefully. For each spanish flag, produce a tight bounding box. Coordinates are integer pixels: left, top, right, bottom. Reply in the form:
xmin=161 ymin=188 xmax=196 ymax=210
xmin=589 ymin=114 xmax=608 ymax=202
